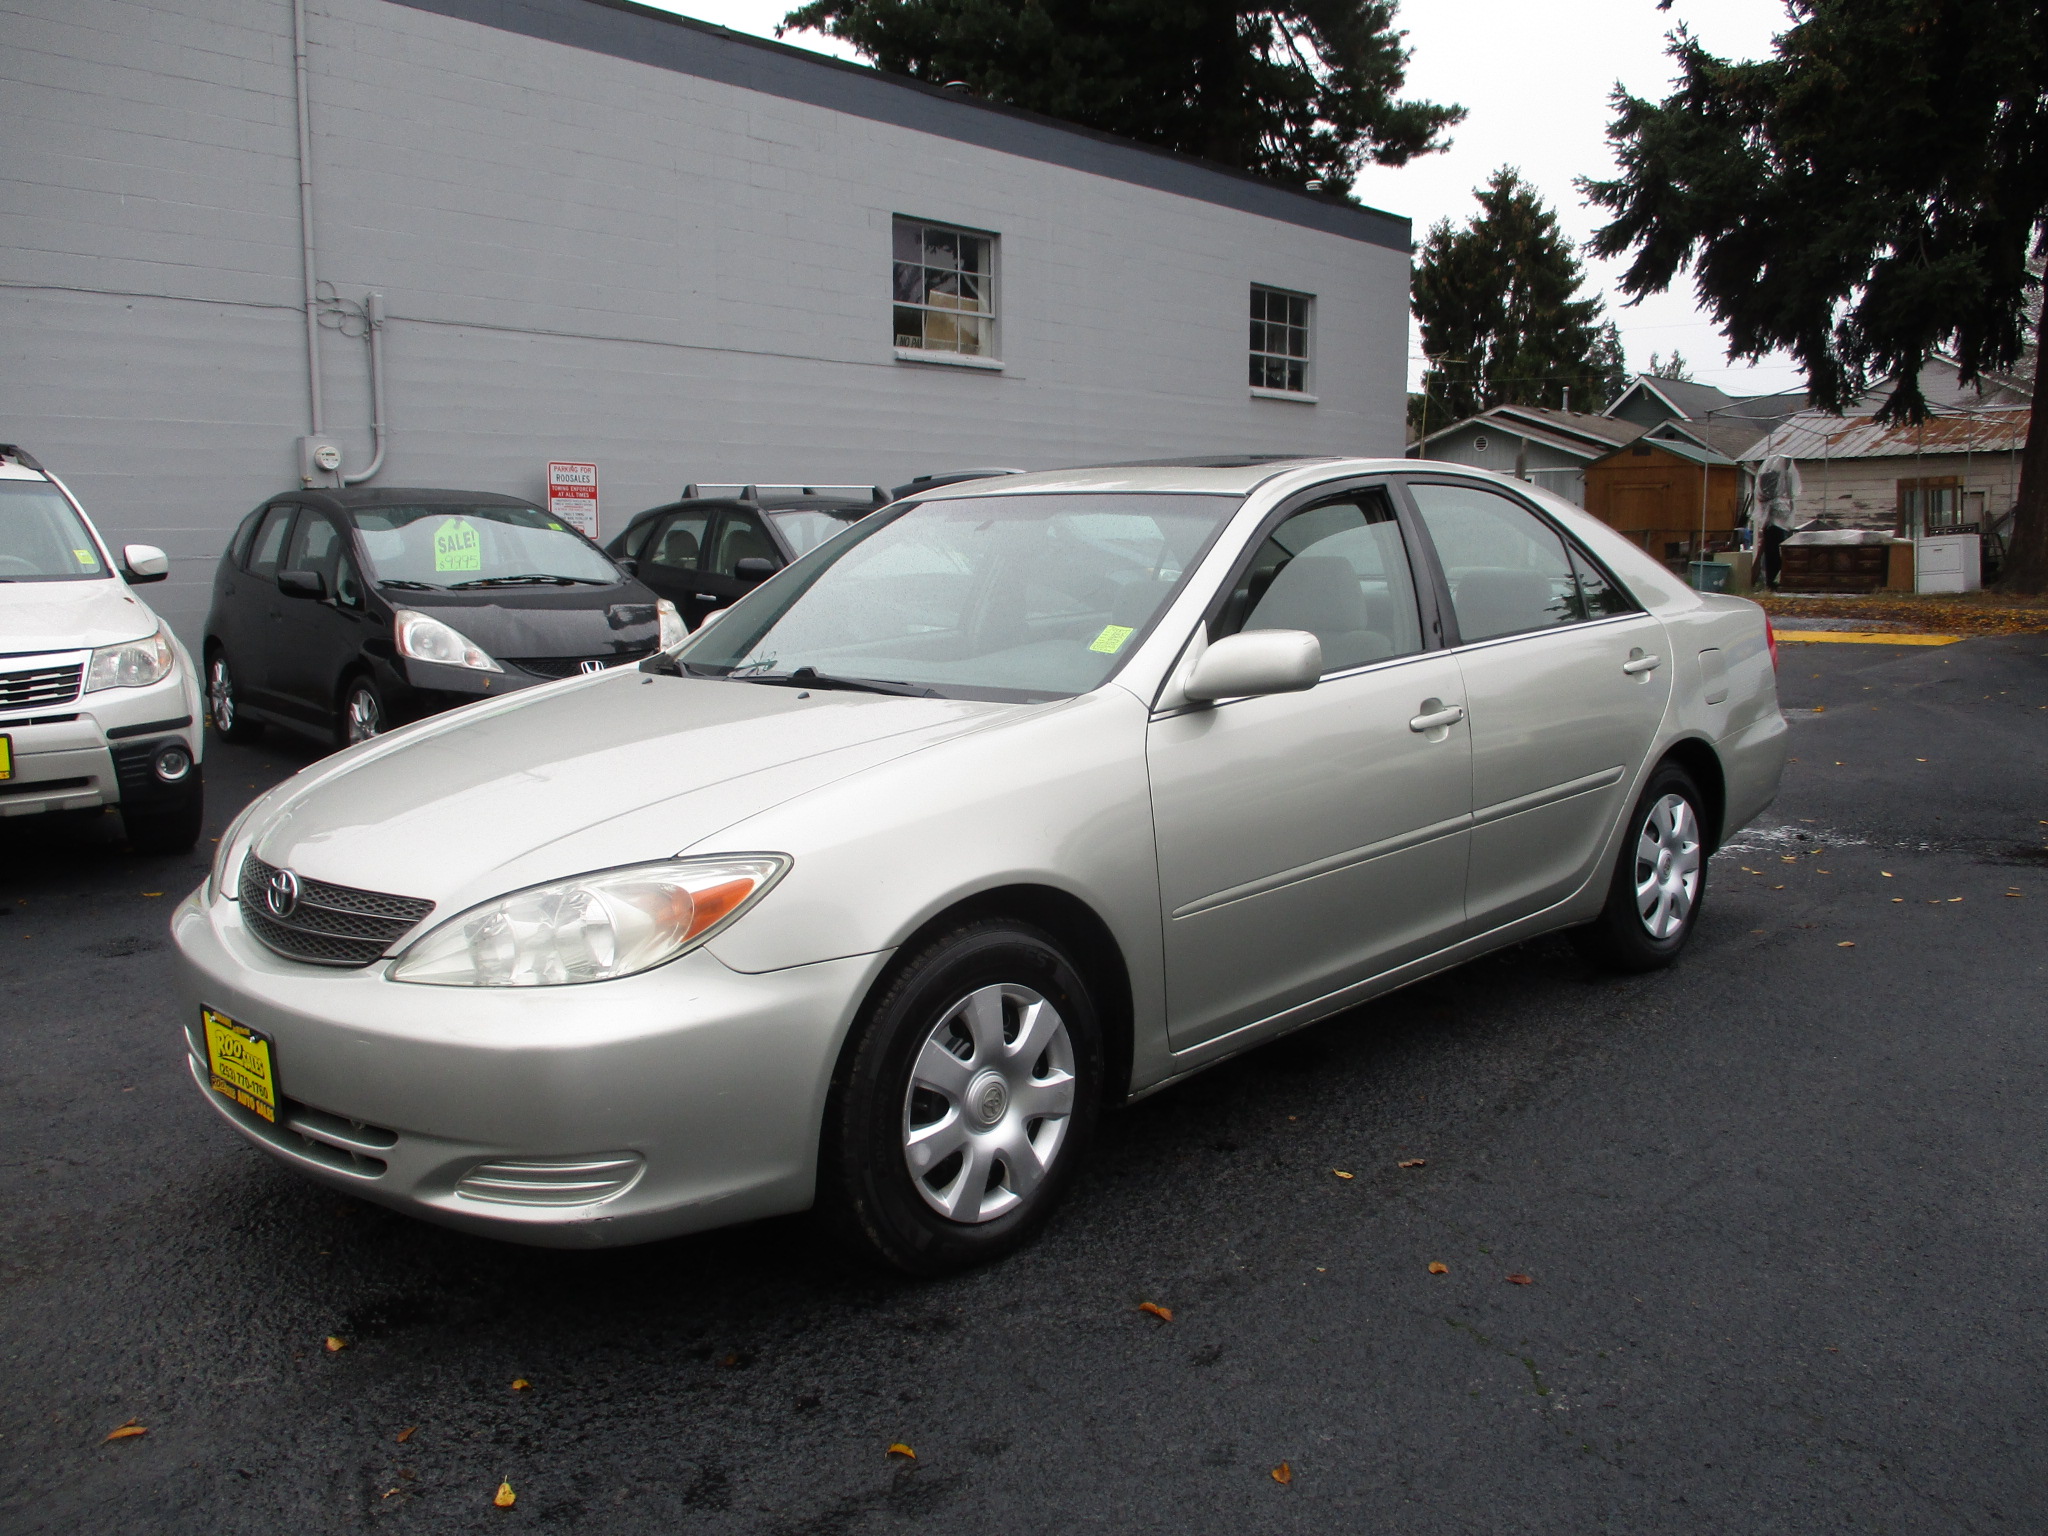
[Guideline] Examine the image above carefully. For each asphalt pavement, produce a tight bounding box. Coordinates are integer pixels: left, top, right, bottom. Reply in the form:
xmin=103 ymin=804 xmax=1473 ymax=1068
xmin=4 ymin=634 xmax=2045 ymax=1534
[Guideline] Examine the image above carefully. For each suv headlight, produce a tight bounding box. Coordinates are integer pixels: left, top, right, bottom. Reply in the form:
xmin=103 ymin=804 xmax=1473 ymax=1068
xmin=388 ymin=855 xmax=789 ymax=987
xmin=394 ymin=609 xmax=502 ymax=672
xmin=656 ymin=598 xmax=687 ymax=650
xmin=85 ymin=627 xmax=174 ymax=692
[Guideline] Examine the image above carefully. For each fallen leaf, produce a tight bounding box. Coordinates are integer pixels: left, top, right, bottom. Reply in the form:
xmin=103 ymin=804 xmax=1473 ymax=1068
xmin=1812 ymin=705 xmax=1826 ymax=713
xmin=1741 ymin=866 xmax=1761 ymax=874
xmin=1398 ymin=1158 xmax=1426 ymax=1169
xmin=1949 ymin=897 xmax=1964 ymax=903
xmin=382 ymin=1488 xmax=401 ymax=1500
xmin=140 ymin=891 xmax=164 ymax=898
xmin=494 ymin=1481 xmax=516 ymax=1508
xmin=1505 ymin=1273 xmax=1533 ymax=1286
xmin=103 ymin=1420 xmax=146 ymax=1443
xmin=1881 ymin=871 xmax=1893 ymax=878
xmin=1137 ymin=1301 xmax=1174 ymax=1322
xmin=1772 ymin=885 xmax=1785 ymax=890
xmin=1271 ymin=1461 xmax=1293 ymax=1485
xmin=1781 ymin=855 xmax=1799 ymax=863
xmin=2006 ymin=892 xmax=2024 ymax=899
xmin=1893 ymin=898 xmax=1904 ymax=903
xmin=395 ymin=1426 xmax=417 ymax=1444
xmin=886 ymin=1443 xmax=917 ymax=1460
xmin=1428 ymin=1261 xmax=1449 ymax=1275
xmin=1332 ymin=1169 xmax=1354 ymax=1180
xmin=324 ymin=1336 xmax=347 ymax=1353
xmin=720 ymin=1352 xmax=739 ymax=1368
xmin=1838 ymin=941 xmax=1856 ymax=948
xmin=511 ymin=1378 xmax=531 ymax=1391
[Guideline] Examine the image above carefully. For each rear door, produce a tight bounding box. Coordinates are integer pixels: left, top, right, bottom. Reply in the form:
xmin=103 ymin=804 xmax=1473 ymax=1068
xmin=1402 ymin=477 xmax=1671 ymax=934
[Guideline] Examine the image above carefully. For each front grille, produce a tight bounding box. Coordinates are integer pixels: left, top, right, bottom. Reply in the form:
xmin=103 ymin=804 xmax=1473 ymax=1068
xmin=508 ymin=650 xmax=653 ymax=680
xmin=0 ymin=662 xmax=83 ymax=709
xmin=238 ymin=853 xmax=434 ymax=968
xmin=456 ymin=1154 xmax=646 ymax=1206
xmin=0 ymin=775 xmax=90 ymax=799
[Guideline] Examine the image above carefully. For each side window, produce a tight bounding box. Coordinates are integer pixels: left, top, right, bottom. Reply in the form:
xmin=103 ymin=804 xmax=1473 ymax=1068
xmin=711 ymin=512 xmax=778 ymax=576
xmin=646 ymin=513 xmax=709 ymax=574
xmin=619 ymin=516 xmax=662 ymax=562
xmin=245 ymin=504 xmax=295 ymax=579
xmin=1568 ymin=546 xmax=1636 ymax=618
xmin=284 ymin=512 xmax=342 ymax=586
xmin=229 ymin=508 xmax=265 ymax=566
xmin=1408 ymin=483 xmax=1580 ymax=643
xmin=1220 ymin=490 xmax=1424 ymax=672
xmin=334 ymin=552 xmax=366 ymax=611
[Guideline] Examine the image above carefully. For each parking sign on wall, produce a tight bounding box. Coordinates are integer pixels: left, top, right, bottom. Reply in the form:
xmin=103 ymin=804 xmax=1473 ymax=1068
xmin=546 ymin=461 xmax=599 ymax=539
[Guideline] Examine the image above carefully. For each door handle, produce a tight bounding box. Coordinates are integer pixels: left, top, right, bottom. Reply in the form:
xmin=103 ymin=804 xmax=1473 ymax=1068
xmin=1622 ymin=653 xmax=1662 ymax=675
xmin=1408 ymin=702 xmax=1465 ymax=733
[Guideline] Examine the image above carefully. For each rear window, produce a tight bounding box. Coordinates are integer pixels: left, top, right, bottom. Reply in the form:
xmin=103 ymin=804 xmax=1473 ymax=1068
xmin=353 ymin=504 xmax=620 ymax=591
xmin=0 ymin=481 xmax=108 ymax=582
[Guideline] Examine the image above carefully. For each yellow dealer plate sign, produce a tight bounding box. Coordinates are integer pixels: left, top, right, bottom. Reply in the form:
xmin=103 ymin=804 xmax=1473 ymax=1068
xmin=203 ymin=1008 xmax=278 ymax=1123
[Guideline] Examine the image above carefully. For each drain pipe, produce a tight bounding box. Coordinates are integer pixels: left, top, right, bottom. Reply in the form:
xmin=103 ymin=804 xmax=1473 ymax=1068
xmin=342 ymin=292 xmax=387 ymax=484
xmin=292 ymin=0 xmax=323 ymax=435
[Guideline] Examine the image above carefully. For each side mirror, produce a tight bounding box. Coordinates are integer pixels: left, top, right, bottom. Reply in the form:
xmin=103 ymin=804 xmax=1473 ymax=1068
xmin=121 ymin=544 xmax=169 ymax=584
xmin=1183 ymin=629 xmax=1322 ymax=703
xmin=277 ymin=568 xmax=326 ymax=600
xmin=734 ymin=556 xmax=778 ymax=585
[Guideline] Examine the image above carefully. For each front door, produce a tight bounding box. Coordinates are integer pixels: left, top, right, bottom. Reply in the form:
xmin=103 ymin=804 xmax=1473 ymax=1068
xmin=1148 ymin=486 xmax=1473 ymax=1052
xmin=635 ymin=509 xmax=715 ymax=625
xmin=1404 ymin=478 xmax=1673 ymax=933
xmin=696 ymin=508 xmax=783 ymax=616
xmin=272 ymin=511 xmax=368 ymax=728
xmin=235 ymin=501 xmax=298 ymax=710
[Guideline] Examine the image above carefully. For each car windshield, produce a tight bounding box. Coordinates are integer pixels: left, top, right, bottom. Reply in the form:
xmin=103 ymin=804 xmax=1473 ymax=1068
xmin=353 ymin=504 xmax=620 ymax=589
xmin=767 ymin=507 xmax=870 ymax=557
xmin=679 ymin=492 xmax=1240 ymax=700
xmin=0 ymin=481 xmax=109 ymax=582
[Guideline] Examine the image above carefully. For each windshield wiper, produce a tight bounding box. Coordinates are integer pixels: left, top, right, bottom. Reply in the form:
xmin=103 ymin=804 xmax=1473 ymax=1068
xmin=447 ymin=573 xmax=609 ymax=589
xmin=376 ymin=578 xmax=441 ymax=591
xmin=729 ymin=666 xmax=938 ymax=698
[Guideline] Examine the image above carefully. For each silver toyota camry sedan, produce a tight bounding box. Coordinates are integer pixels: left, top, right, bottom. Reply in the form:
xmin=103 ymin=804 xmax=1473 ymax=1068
xmin=173 ymin=457 xmax=1787 ymax=1273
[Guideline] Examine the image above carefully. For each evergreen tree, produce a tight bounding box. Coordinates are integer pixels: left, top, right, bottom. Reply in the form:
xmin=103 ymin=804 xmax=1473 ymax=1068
xmin=1644 ymin=350 xmax=1693 ymax=383
xmin=779 ymin=0 xmax=1462 ymax=194
xmin=1413 ymin=168 xmax=1620 ymax=424
xmin=1583 ymin=0 xmax=2048 ymax=591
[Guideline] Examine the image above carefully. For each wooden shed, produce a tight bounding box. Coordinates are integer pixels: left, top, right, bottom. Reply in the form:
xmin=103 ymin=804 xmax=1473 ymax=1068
xmin=1584 ymin=437 xmax=1743 ymax=572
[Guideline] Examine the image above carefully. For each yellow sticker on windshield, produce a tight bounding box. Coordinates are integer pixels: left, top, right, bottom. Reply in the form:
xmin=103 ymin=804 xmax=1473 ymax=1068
xmin=433 ymin=518 xmax=482 ymax=573
xmin=73 ymin=548 xmax=97 ymax=566
xmin=1089 ymin=624 xmax=1135 ymax=654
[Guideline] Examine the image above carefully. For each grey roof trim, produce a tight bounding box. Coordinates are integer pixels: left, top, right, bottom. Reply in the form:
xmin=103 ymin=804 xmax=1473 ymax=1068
xmin=1416 ymin=409 xmax=1629 ymax=461
xmin=386 ymin=0 xmax=1411 ymax=253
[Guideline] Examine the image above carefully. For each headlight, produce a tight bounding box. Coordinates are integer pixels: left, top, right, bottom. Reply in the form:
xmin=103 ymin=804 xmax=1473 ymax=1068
xmin=656 ymin=598 xmax=687 ymax=650
xmin=388 ymin=855 xmax=789 ymax=987
xmin=394 ymin=609 xmax=502 ymax=672
xmin=84 ymin=627 xmax=174 ymax=692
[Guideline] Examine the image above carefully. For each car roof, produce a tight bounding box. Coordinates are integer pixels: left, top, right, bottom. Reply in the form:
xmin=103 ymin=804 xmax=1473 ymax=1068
xmin=906 ymin=456 xmax=1383 ymax=499
xmin=623 ymin=494 xmax=876 ymax=526
xmin=294 ymin=487 xmax=541 ymax=513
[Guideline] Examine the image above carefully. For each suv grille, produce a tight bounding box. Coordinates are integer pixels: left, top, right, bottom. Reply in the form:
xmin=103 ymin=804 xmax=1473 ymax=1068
xmin=238 ymin=854 xmax=434 ymax=968
xmin=0 ymin=660 xmax=84 ymax=710
xmin=508 ymin=650 xmax=653 ymax=680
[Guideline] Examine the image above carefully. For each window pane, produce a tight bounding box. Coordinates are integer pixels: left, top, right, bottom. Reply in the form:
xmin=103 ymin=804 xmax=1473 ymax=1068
xmin=713 ymin=512 xmax=779 ymax=575
xmin=1286 ymin=327 xmax=1306 ymax=358
xmin=925 ymin=267 xmax=961 ymax=306
xmin=958 ymin=272 xmax=988 ymax=312
xmin=1289 ymin=296 xmax=1307 ymax=327
xmin=893 ymin=261 xmax=924 ymax=304
xmin=1568 ymin=546 xmax=1634 ymax=617
xmin=1229 ymin=493 xmax=1423 ymax=669
xmin=923 ymin=229 xmax=957 ymax=267
xmin=248 ymin=505 xmax=293 ymax=577
xmin=285 ymin=513 xmax=341 ymax=583
xmin=0 ymin=481 xmax=108 ymax=582
xmin=894 ymin=306 xmax=925 ymax=347
xmin=647 ymin=513 xmax=708 ymax=573
xmin=960 ymin=234 xmax=990 ymax=275
xmin=1285 ymin=361 xmax=1305 ymax=393
xmin=893 ymin=221 xmax=921 ymax=263
xmin=1409 ymin=483 xmax=1580 ymax=642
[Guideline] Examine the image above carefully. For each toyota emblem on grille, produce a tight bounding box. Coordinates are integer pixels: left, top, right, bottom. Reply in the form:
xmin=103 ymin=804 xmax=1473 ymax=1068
xmin=579 ymin=659 xmax=606 ymax=675
xmin=265 ymin=868 xmax=301 ymax=918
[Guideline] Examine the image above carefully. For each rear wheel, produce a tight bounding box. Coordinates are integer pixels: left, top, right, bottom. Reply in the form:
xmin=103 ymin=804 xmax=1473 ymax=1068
xmin=818 ymin=920 xmax=1102 ymax=1275
xmin=337 ymin=674 xmax=389 ymax=749
xmin=1572 ymin=761 xmax=1709 ymax=973
xmin=206 ymin=651 xmax=262 ymax=742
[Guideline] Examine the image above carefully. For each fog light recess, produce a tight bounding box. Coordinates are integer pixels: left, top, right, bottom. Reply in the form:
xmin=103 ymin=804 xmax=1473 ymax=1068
xmin=154 ymin=744 xmax=192 ymax=782
xmin=454 ymin=1153 xmax=645 ymax=1206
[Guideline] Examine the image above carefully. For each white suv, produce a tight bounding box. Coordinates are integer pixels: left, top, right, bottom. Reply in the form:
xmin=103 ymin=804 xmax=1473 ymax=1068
xmin=0 ymin=445 xmax=204 ymax=852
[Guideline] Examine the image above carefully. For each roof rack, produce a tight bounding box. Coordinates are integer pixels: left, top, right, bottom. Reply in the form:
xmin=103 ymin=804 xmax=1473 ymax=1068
xmin=681 ymin=482 xmax=889 ymax=505
xmin=0 ymin=443 xmax=46 ymax=472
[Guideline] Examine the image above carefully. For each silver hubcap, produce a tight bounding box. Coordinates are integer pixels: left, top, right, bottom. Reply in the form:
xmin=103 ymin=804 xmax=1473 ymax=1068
xmin=208 ymin=658 xmax=235 ymax=730
xmin=345 ymin=687 xmax=382 ymax=744
xmin=902 ymin=983 xmax=1076 ymax=1224
xmin=1634 ymin=792 xmax=1701 ymax=939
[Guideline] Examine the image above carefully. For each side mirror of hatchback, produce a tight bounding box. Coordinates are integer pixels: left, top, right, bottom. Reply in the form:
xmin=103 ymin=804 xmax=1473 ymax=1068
xmin=277 ymin=568 xmax=326 ymax=600
xmin=734 ymin=557 xmax=778 ymax=584
xmin=1182 ymin=629 xmax=1322 ymax=703
xmin=120 ymin=544 xmax=170 ymax=584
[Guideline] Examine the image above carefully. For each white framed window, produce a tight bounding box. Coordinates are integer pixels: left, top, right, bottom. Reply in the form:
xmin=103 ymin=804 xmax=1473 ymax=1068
xmin=894 ymin=217 xmax=997 ymax=361
xmin=1250 ymin=285 xmax=1313 ymax=396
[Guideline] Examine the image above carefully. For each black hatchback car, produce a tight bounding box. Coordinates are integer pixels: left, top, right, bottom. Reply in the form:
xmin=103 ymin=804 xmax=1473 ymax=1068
xmin=605 ymin=486 xmax=888 ymax=628
xmin=204 ymin=488 xmax=678 ymax=747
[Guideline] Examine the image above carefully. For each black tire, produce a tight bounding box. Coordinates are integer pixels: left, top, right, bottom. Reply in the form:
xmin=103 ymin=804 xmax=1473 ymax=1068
xmin=817 ymin=920 xmax=1103 ymax=1276
xmin=1572 ymin=760 xmax=1710 ymax=973
xmin=124 ymin=776 xmax=205 ymax=855
xmin=336 ymin=673 xmax=390 ymax=750
xmin=205 ymin=649 xmax=262 ymax=742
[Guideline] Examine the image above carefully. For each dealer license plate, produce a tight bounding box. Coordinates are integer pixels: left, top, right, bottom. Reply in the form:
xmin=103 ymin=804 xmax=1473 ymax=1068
xmin=0 ymin=735 xmax=11 ymax=780
xmin=203 ymin=1008 xmax=278 ymax=1123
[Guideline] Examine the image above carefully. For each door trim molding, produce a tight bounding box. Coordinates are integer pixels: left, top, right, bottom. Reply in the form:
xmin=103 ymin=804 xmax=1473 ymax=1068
xmin=1471 ymin=765 xmax=1624 ymax=829
xmin=1170 ymin=810 xmax=1472 ymax=920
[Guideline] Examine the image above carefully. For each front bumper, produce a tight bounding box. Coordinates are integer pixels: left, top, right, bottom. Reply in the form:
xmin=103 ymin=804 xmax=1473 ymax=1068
xmin=0 ymin=663 xmax=200 ymax=818
xmin=170 ymin=889 xmax=888 ymax=1246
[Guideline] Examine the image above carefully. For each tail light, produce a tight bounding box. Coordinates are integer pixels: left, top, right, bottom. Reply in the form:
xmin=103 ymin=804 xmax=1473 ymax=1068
xmin=1763 ymin=613 xmax=1779 ymax=671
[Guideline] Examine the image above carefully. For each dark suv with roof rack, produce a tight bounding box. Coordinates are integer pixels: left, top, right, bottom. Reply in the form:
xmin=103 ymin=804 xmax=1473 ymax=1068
xmin=204 ymin=487 xmax=679 ymax=749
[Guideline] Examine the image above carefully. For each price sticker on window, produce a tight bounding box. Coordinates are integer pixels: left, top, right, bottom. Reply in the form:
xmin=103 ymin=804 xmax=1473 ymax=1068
xmin=433 ymin=518 xmax=482 ymax=573
xmin=1089 ymin=625 xmax=1135 ymax=654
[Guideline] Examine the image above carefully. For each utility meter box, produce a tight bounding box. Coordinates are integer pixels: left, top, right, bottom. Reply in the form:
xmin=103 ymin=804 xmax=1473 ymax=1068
xmin=298 ymin=435 xmax=345 ymax=488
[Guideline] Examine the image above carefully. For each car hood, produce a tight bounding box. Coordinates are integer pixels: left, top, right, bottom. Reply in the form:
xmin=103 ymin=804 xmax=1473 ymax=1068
xmin=394 ymin=583 xmax=663 ymax=662
xmin=0 ymin=578 xmax=159 ymax=653
xmin=247 ymin=670 xmax=1025 ymax=912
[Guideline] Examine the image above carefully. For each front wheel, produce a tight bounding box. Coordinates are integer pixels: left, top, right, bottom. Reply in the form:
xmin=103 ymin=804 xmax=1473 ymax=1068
xmin=206 ymin=651 xmax=262 ymax=743
xmin=1572 ymin=761 xmax=1709 ymax=973
xmin=336 ymin=674 xmax=389 ymax=749
xmin=818 ymin=920 xmax=1103 ymax=1275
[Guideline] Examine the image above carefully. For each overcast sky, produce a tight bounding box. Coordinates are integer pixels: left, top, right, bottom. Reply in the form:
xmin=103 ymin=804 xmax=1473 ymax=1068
xmin=647 ymin=0 xmax=1803 ymax=399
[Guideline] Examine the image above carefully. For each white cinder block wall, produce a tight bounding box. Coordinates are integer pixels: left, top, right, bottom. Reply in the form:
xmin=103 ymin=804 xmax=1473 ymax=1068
xmin=0 ymin=0 xmax=1413 ymax=644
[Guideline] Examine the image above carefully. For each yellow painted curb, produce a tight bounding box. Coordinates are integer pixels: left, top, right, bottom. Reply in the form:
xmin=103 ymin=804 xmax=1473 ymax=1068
xmin=1773 ymin=630 xmax=1961 ymax=646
